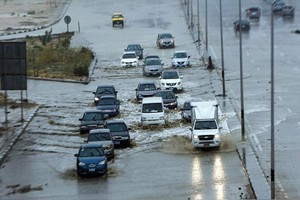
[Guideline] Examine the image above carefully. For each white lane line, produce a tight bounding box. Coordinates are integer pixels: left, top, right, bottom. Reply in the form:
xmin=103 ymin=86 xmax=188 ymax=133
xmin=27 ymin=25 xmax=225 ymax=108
xmin=287 ymin=108 xmax=292 ymax=114
xmin=278 ymin=96 xmax=283 ymax=101
xmin=251 ymin=134 xmax=263 ymax=151
xmin=209 ymin=45 xmax=218 ymax=60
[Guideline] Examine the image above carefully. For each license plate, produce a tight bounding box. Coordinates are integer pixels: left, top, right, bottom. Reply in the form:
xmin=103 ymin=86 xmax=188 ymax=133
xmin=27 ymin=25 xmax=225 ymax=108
xmin=114 ymin=141 xmax=120 ymax=145
xmin=203 ymin=144 xmax=210 ymax=147
xmin=89 ymin=168 xmax=95 ymax=172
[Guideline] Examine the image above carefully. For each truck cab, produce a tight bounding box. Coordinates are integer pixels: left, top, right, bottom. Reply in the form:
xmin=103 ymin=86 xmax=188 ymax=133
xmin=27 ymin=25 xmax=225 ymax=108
xmin=190 ymin=100 xmax=222 ymax=148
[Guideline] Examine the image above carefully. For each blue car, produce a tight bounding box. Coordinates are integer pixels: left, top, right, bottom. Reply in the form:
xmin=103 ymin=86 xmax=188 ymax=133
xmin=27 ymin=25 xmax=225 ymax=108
xmin=74 ymin=143 xmax=107 ymax=176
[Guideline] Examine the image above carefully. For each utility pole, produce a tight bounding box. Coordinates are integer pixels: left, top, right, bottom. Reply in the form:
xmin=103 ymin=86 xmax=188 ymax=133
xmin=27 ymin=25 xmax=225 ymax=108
xmin=219 ymin=0 xmax=225 ymax=96
xmin=238 ymin=0 xmax=245 ymax=141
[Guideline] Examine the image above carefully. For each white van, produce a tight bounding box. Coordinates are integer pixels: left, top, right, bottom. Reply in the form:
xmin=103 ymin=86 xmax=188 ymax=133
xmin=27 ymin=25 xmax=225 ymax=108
xmin=141 ymin=97 xmax=165 ymax=126
xmin=190 ymin=100 xmax=222 ymax=148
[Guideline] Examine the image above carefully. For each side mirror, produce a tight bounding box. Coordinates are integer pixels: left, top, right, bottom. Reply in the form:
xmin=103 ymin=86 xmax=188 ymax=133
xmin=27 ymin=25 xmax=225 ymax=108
xmin=74 ymin=153 xmax=78 ymax=157
xmin=92 ymin=92 xmax=95 ymax=94
xmin=84 ymin=140 xmax=88 ymax=143
xmin=79 ymin=118 xmax=82 ymax=121
xmin=180 ymin=75 xmax=183 ymax=79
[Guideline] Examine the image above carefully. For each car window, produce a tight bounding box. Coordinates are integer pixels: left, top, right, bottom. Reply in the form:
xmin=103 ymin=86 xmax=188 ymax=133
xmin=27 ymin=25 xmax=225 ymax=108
xmin=160 ymin=33 xmax=172 ymax=39
xmin=162 ymin=72 xmax=179 ymax=79
xmin=79 ymin=147 xmax=104 ymax=157
xmin=139 ymin=84 xmax=156 ymax=91
xmin=106 ymin=123 xmax=127 ymax=132
xmin=98 ymin=98 xmax=116 ymax=105
xmin=142 ymin=103 xmax=163 ymax=113
xmin=123 ymin=53 xmax=136 ymax=59
xmin=183 ymin=102 xmax=192 ymax=110
xmin=89 ymin=133 xmax=111 ymax=141
xmin=174 ymin=52 xmax=187 ymax=58
xmin=96 ymin=87 xmax=114 ymax=95
xmin=82 ymin=112 xmax=103 ymax=121
xmin=194 ymin=121 xmax=217 ymax=130
xmin=145 ymin=59 xmax=161 ymax=65
xmin=128 ymin=45 xmax=141 ymax=50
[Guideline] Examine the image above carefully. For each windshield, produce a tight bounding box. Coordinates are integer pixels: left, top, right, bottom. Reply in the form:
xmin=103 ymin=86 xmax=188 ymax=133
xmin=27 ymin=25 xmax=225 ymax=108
xmin=139 ymin=84 xmax=156 ymax=91
xmin=88 ymin=132 xmax=111 ymax=141
xmin=194 ymin=120 xmax=217 ymax=130
xmin=142 ymin=103 xmax=163 ymax=113
xmin=183 ymin=102 xmax=192 ymax=110
xmin=174 ymin=52 xmax=187 ymax=58
xmin=106 ymin=123 xmax=127 ymax=132
xmin=145 ymin=59 xmax=161 ymax=66
xmin=97 ymin=98 xmax=116 ymax=105
xmin=79 ymin=147 xmax=104 ymax=157
xmin=96 ymin=87 xmax=114 ymax=95
xmin=123 ymin=53 xmax=136 ymax=59
xmin=82 ymin=112 xmax=103 ymax=121
xmin=162 ymin=71 xmax=179 ymax=79
xmin=159 ymin=33 xmax=172 ymax=39
xmin=127 ymin=45 xmax=141 ymax=50
xmin=154 ymin=92 xmax=175 ymax=100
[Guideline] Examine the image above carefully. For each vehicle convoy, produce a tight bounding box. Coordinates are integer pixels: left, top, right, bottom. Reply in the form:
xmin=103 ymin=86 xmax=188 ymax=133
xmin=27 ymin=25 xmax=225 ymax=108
xmin=74 ymin=143 xmax=108 ymax=176
xmin=141 ymin=97 xmax=165 ymax=126
xmin=112 ymin=12 xmax=124 ymax=27
xmin=190 ymin=100 xmax=222 ymax=148
xmin=79 ymin=110 xmax=108 ymax=134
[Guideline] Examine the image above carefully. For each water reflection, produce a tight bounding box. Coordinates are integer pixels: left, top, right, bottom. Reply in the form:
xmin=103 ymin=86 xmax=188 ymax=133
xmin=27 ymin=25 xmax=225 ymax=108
xmin=213 ymin=155 xmax=224 ymax=200
xmin=191 ymin=156 xmax=203 ymax=200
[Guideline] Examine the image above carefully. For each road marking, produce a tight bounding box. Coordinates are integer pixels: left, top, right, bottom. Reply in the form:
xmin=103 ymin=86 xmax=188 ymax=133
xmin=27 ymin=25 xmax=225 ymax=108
xmin=278 ymin=96 xmax=283 ymax=101
xmin=251 ymin=134 xmax=263 ymax=151
xmin=287 ymin=108 xmax=292 ymax=114
xmin=297 ymin=122 xmax=300 ymax=127
xmin=209 ymin=45 xmax=218 ymax=60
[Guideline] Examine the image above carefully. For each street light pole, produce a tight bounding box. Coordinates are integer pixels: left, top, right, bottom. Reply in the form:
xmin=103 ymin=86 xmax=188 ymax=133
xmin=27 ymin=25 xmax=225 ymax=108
xmin=270 ymin=4 xmax=275 ymax=199
xmin=197 ymin=0 xmax=200 ymax=46
xmin=205 ymin=0 xmax=208 ymax=52
xmin=219 ymin=0 xmax=225 ymax=96
xmin=238 ymin=0 xmax=245 ymax=141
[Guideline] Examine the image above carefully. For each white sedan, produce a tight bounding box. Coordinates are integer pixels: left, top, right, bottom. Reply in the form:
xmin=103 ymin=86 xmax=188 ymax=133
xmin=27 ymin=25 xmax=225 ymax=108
xmin=120 ymin=51 xmax=139 ymax=67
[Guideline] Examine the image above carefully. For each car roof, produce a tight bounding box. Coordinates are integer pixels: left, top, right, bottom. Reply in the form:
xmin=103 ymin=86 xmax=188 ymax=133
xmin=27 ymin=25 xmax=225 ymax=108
xmin=89 ymin=128 xmax=110 ymax=134
xmin=174 ymin=50 xmax=187 ymax=54
xmin=138 ymin=81 xmax=156 ymax=85
xmin=96 ymin=85 xmax=116 ymax=89
xmin=123 ymin=51 xmax=136 ymax=55
xmin=83 ymin=110 xmax=105 ymax=113
xmin=142 ymin=96 xmax=163 ymax=103
xmin=80 ymin=143 xmax=103 ymax=148
xmin=127 ymin=44 xmax=141 ymax=46
xmin=99 ymin=95 xmax=117 ymax=99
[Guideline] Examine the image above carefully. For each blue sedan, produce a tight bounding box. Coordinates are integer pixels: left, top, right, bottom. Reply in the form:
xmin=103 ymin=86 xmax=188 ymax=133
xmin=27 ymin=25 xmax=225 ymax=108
xmin=74 ymin=143 xmax=107 ymax=176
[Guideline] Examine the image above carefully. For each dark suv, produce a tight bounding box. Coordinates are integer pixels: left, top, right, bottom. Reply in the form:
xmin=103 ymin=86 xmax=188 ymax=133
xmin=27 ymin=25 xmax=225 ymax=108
xmin=79 ymin=110 xmax=108 ymax=134
xmin=93 ymin=85 xmax=118 ymax=104
xmin=96 ymin=95 xmax=120 ymax=117
xmin=124 ymin=44 xmax=144 ymax=59
xmin=104 ymin=120 xmax=131 ymax=147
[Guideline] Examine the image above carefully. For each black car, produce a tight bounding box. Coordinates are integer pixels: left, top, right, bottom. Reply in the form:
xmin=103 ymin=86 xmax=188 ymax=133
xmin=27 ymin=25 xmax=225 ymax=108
xmin=79 ymin=110 xmax=108 ymax=134
xmin=96 ymin=95 xmax=120 ymax=117
xmin=74 ymin=143 xmax=107 ymax=176
xmin=233 ymin=19 xmax=250 ymax=32
xmin=104 ymin=120 xmax=131 ymax=147
xmin=93 ymin=85 xmax=118 ymax=104
xmin=153 ymin=90 xmax=178 ymax=109
xmin=245 ymin=7 xmax=260 ymax=21
xmin=135 ymin=81 xmax=159 ymax=102
xmin=181 ymin=100 xmax=198 ymax=122
xmin=124 ymin=44 xmax=144 ymax=59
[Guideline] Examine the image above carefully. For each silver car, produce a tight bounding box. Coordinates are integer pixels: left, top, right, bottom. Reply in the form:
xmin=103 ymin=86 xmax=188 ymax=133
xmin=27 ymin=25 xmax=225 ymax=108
xmin=156 ymin=33 xmax=175 ymax=49
xmin=143 ymin=58 xmax=164 ymax=76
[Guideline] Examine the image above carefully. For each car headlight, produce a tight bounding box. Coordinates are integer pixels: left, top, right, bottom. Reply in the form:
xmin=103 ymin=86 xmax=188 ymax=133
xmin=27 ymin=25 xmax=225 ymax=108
xmin=99 ymin=160 xmax=106 ymax=165
xmin=80 ymin=125 xmax=87 ymax=129
xmin=159 ymin=116 xmax=164 ymax=120
xmin=193 ymin=135 xmax=198 ymax=139
xmin=214 ymin=134 xmax=220 ymax=140
xmin=161 ymin=82 xmax=165 ymax=86
xmin=141 ymin=117 xmax=146 ymax=121
xmin=133 ymin=61 xmax=137 ymax=63
xmin=104 ymin=144 xmax=113 ymax=150
xmin=178 ymin=81 xmax=181 ymax=85
xmin=94 ymin=97 xmax=99 ymax=101
xmin=79 ymin=162 xmax=86 ymax=166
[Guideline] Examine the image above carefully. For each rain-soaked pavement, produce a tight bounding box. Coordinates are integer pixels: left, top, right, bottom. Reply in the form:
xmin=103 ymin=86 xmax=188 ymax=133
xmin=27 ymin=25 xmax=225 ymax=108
xmin=0 ymin=0 xmax=264 ymax=199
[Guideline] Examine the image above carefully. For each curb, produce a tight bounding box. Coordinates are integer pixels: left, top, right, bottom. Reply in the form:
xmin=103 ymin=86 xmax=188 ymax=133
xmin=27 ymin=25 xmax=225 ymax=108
xmin=0 ymin=106 xmax=40 ymax=166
